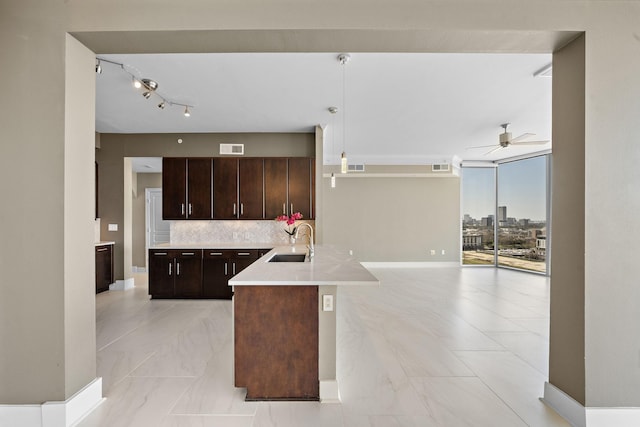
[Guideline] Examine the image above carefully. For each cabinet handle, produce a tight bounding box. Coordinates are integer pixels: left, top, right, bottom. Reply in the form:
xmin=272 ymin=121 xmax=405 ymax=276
xmin=181 ymin=252 xmax=195 ymax=256
xmin=240 ymin=203 xmax=244 ymax=216
xmin=154 ymin=252 xmax=167 ymax=256
xmin=97 ymin=248 xmax=108 ymax=252
xmin=169 ymin=262 xmax=172 ymax=276
xmin=224 ymin=262 xmax=228 ymax=275
xmin=210 ymin=252 xmax=223 ymax=256
xmin=283 ymin=203 xmax=286 ymax=214
xmin=232 ymin=262 xmax=236 ymax=275
xmin=188 ymin=203 xmax=192 ymax=215
xmin=233 ymin=203 xmax=236 ymax=215
xmin=237 ymin=252 xmax=251 ymax=256
xmin=176 ymin=262 xmax=180 ymax=276
xmin=181 ymin=203 xmax=185 ymax=215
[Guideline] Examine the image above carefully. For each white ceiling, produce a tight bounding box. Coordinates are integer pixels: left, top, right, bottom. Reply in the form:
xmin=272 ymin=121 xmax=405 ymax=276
xmin=96 ymin=52 xmax=552 ymax=169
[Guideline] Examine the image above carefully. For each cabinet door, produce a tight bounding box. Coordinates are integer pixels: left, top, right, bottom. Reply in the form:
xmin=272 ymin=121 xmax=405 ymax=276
xmin=239 ymin=158 xmax=264 ymax=219
xmin=213 ymin=158 xmax=239 ymax=219
xmin=162 ymin=158 xmax=187 ymax=219
xmin=231 ymin=250 xmax=260 ymax=277
xmin=264 ymin=158 xmax=288 ymax=219
xmin=187 ymin=158 xmax=212 ymax=219
xmin=288 ymin=158 xmax=313 ymax=219
xmin=203 ymin=251 xmax=232 ymax=299
xmin=149 ymin=250 xmax=176 ymax=298
xmin=95 ymin=245 xmax=112 ymax=293
xmin=174 ymin=250 xmax=203 ymax=298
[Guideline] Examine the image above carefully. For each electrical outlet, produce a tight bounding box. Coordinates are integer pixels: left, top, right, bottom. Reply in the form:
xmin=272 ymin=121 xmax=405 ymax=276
xmin=441 ymin=249 xmax=446 ymax=255
xmin=108 ymin=223 xmax=118 ymax=231
xmin=430 ymin=249 xmax=436 ymax=256
xmin=323 ymin=294 xmax=334 ymax=312
xmin=349 ymin=249 xmax=353 ymax=256
xmin=232 ymin=232 xmax=238 ymax=240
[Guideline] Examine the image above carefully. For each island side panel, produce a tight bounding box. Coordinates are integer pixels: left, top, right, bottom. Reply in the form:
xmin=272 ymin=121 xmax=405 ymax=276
xmin=234 ymin=285 xmax=319 ymax=400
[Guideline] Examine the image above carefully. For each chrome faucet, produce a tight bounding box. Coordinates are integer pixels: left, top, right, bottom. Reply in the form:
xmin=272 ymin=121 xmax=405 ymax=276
xmin=295 ymin=223 xmax=314 ymax=258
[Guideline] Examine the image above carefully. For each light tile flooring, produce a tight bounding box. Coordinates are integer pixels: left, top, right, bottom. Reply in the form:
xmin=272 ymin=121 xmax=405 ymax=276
xmin=78 ymin=267 xmax=570 ymax=427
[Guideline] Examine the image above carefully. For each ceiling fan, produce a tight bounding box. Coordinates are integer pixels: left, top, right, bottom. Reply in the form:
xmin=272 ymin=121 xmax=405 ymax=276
xmin=468 ymin=123 xmax=550 ymax=155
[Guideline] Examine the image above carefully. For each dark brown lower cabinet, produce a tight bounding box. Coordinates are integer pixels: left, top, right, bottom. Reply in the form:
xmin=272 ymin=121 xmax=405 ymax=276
xmin=234 ymin=285 xmax=319 ymax=400
xmin=149 ymin=248 xmax=272 ymax=299
xmin=202 ymin=249 xmax=271 ymax=299
xmin=95 ymin=244 xmax=113 ymax=294
xmin=148 ymin=249 xmax=203 ymax=298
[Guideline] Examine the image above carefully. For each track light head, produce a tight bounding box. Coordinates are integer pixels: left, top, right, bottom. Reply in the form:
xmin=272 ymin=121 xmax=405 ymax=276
xmin=133 ymin=78 xmax=142 ymax=89
xmin=142 ymin=91 xmax=152 ymax=99
xmin=184 ymin=106 xmax=191 ymax=117
xmin=95 ymin=60 xmax=102 ymax=74
xmin=158 ymin=101 xmax=166 ymax=109
xmin=141 ymin=78 xmax=158 ymax=91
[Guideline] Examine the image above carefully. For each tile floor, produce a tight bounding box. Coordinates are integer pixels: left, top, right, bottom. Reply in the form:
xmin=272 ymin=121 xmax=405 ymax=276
xmin=78 ymin=267 xmax=570 ymax=427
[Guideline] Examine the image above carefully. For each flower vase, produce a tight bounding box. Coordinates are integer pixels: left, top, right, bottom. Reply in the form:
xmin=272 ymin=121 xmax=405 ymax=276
xmin=289 ymin=235 xmax=296 ymax=245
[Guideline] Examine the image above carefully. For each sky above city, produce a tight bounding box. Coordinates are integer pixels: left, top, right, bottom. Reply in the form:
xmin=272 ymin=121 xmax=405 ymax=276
xmin=462 ymin=155 xmax=547 ymax=221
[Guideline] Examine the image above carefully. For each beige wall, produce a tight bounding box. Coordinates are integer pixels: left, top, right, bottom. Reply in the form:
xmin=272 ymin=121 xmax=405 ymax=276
xmin=3 ymin=0 xmax=640 ymax=411
xmin=322 ymin=174 xmax=460 ymax=262
xmin=96 ymin=133 xmax=314 ymax=279
xmin=549 ymin=35 xmax=585 ymax=405
xmin=133 ymin=173 xmax=162 ymax=269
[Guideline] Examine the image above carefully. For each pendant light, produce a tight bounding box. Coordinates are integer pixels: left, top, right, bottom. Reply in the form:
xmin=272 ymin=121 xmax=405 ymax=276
xmin=338 ymin=53 xmax=351 ymax=174
xmin=328 ymin=106 xmax=338 ymax=188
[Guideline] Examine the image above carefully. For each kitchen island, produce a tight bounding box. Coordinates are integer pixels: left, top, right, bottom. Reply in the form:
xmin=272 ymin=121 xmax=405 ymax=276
xmin=229 ymin=244 xmax=379 ymax=402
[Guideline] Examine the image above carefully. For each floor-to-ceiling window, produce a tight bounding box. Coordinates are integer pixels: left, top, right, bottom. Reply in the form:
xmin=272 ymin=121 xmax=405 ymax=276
xmin=496 ymin=155 xmax=548 ymax=273
xmin=462 ymin=155 xmax=549 ymax=273
xmin=461 ymin=167 xmax=496 ymax=265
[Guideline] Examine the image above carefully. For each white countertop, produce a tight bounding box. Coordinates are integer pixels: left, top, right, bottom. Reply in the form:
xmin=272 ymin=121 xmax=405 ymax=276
xmin=95 ymin=241 xmax=115 ymax=246
xmin=229 ymin=244 xmax=380 ymax=287
xmin=149 ymin=242 xmax=276 ymax=250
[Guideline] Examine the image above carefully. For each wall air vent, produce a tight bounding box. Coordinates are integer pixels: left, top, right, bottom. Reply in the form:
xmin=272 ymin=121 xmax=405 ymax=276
xmin=347 ymin=164 xmax=365 ymax=172
xmin=432 ymin=164 xmax=450 ymax=172
xmin=220 ymin=144 xmax=244 ymax=155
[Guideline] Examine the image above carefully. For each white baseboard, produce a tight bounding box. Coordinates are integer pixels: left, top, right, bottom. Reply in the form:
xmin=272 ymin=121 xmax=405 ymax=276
xmin=109 ymin=277 xmax=135 ymax=291
xmin=361 ymin=261 xmax=460 ymax=269
xmin=0 ymin=378 xmax=103 ymax=427
xmin=319 ymin=380 xmax=340 ymax=403
xmin=586 ymin=407 xmax=640 ymax=426
xmin=541 ymin=382 xmax=585 ymax=427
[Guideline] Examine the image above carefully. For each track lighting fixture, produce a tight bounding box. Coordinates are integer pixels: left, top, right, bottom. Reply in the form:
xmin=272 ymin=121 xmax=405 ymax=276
xmin=97 ymin=57 xmax=193 ymax=118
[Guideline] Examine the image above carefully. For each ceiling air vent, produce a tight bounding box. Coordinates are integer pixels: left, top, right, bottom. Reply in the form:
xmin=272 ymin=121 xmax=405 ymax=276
xmin=347 ymin=164 xmax=365 ymax=172
xmin=432 ymin=164 xmax=450 ymax=172
xmin=220 ymin=144 xmax=244 ymax=155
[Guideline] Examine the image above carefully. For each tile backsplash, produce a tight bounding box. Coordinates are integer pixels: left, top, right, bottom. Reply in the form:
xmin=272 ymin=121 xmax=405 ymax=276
xmin=170 ymin=220 xmax=314 ymax=245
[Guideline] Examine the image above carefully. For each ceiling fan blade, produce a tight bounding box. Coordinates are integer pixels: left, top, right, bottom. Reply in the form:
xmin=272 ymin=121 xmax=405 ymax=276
xmin=484 ymin=146 xmax=503 ymax=155
xmin=510 ymin=133 xmax=536 ymax=143
xmin=466 ymin=144 xmax=500 ymax=150
xmin=511 ymin=139 xmax=550 ymax=145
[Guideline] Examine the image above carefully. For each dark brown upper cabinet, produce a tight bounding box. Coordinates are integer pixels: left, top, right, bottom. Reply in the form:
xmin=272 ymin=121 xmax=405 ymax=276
xmin=239 ymin=158 xmax=264 ymax=219
xmin=162 ymin=157 xmax=212 ymax=220
xmin=264 ymin=158 xmax=288 ymax=219
xmin=288 ymin=157 xmax=314 ymax=219
xmin=213 ymin=158 xmax=239 ymax=219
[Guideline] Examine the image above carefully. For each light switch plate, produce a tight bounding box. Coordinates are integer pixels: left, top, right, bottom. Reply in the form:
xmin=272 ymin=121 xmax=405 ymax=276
xmin=108 ymin=223 xmax=118 ymax=231
xmin=323 ymin=294 xmax=334 ymax=312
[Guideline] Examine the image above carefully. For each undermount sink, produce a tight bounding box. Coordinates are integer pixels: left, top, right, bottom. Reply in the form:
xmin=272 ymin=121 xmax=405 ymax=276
xmin=268 ymin=254 xmax=307 ymax=263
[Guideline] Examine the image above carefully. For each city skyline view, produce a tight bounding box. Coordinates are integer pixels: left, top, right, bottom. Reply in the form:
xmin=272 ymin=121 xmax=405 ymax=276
xmin=462 ymin=155 xmax=547 ymax=221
